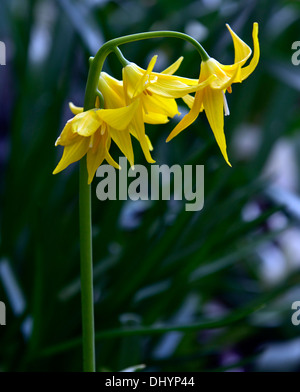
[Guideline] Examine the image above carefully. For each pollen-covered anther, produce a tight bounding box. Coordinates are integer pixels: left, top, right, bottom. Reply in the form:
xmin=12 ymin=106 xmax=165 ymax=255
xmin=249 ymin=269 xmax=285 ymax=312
xmin=143 ymin=89 xmax=152 ymax=96
xmin=222 ymin=92 xmax=230 ymax=116
xmin=100 ymin=123 xmax=106 ymax=135
xmin=89 ymin=134 xmax=94 ymax=148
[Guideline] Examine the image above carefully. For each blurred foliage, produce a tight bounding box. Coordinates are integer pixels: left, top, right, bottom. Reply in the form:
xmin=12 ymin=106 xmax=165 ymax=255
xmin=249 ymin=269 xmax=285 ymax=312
xmin=1 ymin=0 xmax=300 ymax=372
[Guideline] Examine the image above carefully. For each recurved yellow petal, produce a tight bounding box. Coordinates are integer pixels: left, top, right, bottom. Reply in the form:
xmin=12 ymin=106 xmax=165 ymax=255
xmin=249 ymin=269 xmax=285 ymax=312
xmin=105 ymin=151 xmax=120 ymax=171
xmin=53 ymin=137 xmax=90 ymax=175
xmin=161 ymin=56 xmax=184 ymax=75
xmin=142 ymin=93 xmax=180 ymax=118
xmin=109 ymin=127 xmax=134 ymax=167
xmin=143 ymin=112 xmax=169 ymax=124
xmin=69 ymin=102 xmax=83 ymax=115
xmin=99 ymin=72 xmax=125 ymax=108
xmin=182 ymin=94 xmax=195 ymax=109
xmin=135 ymin=56 xmax=198 ymax=85
xmin=146 ymin=135 xmax=153 ymax=151
xmin=130 ymin=107 xmax=155 ymax=163
xmin=86 ymin=134 xmax=106 ymax=184
xmin=148 ymin=74 xmax=216 ymax=98
xmin=73 ymin=110 xmax=101 ymax=137
xmin=104 ymin=137 xmax=120 ymax=170
xmin=153 ymin=72 xmax=199 ymax=86
xmin=209 ymin=61 xmax=240 ymax=90
xmin=86 ymin=133 xmax=120 ymax=184
xmin=55 ymin=121 xmax=78 ymax=146
xmin=166 ymin=88 xmax=203 ymax=142
xmin=123 ymin=56 xmax=158 ymax=99
xmin=240 ymin=22 xmax=259 ymax=81
xmin=138 ymin=55 xmax=158 ymax=92
xmin=97 ymin=100 xmax=139 ymax=131
xmin=226 ymin=24 xmax=252 ymax=66
xmin=182 ymin=94 xmax=204 ymax=112
xmin=203 ymin=88 xmax=231 ymax=166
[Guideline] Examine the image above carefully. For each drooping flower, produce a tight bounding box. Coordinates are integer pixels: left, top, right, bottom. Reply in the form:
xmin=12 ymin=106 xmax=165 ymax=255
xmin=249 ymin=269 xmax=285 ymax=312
xmin=122 ymin=55 xmax=214 ymax=162
xmin=166 ymin=23 xmax=260 ymax=166
xmin=53 ymin=100 xmax=138 ymax=184
xmin=99 ymin=70 xmax=153 ymax=165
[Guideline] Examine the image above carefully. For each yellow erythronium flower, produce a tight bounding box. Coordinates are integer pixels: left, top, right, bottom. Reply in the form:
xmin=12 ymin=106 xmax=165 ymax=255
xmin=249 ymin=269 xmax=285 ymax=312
xmin=122 ymin=55 xmax=214 ymax=163
xmin=98 ymin=72 xmax=137 ymax=168
xmin=98 ymin=71 xmax=155 ymax=164
xmin=167 ymin=23 xmax=260 ymax=166
xmin=53 ymin=100 xmax=138 ymax=184
xmin=123 ymin=55 xmax=214 ymax=118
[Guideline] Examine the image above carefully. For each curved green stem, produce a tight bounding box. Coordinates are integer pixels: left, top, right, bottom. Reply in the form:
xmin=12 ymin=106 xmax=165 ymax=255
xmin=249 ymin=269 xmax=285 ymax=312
xmin=113 ymin=46 xmax=129 ymax=67
xmin=83 ymin=30 xmax=209 ymax=111
xmin=96 ymin=90 xmax=105 ymax=108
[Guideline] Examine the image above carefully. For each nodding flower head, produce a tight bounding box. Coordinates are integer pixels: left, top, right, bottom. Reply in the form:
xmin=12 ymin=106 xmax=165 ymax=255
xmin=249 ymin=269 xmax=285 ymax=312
xmin=53 ymin=100 xmax=139 ymax=184
xmin=167 ymin=23 xmax=259 ymax=166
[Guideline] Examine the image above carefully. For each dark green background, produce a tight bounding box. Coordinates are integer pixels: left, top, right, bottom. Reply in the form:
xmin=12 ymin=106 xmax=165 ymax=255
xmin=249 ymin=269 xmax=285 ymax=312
xmin=0 ymin=0 xmax=300 ymax=372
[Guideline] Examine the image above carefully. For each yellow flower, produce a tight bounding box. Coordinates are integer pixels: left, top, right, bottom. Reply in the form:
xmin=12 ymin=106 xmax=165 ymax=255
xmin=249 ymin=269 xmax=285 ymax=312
xmin=122 ymin=55 xmax=214 ymax=163
xmin=98 ymin=72 xmax=137 ymax=169
xmin=53 ymin=100 xmax=138 ymax=184
xmin=166 ymin=23 xmax=260 ymax=166
xmin=98 ymin=71 xmax=156 ymax=164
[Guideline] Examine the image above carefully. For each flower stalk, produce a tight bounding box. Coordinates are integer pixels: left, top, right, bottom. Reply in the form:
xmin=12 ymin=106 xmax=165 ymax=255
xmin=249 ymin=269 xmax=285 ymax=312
xmin=84 ymin=30 xmax=209 ymax=112
xmin=79 ymin=155 xmax=95 ymax=372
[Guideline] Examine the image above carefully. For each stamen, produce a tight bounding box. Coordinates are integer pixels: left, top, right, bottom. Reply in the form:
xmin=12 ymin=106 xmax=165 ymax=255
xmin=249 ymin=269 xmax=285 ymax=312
xmin=142 ymin=98 xmax=148 ymax=115
xmin=101 ymin=123 xmax=106 ymax=135
xmin=143 ymin=75 xmax=150 ymax=87
xmin=223 ymin=92 xmax=230 ymax=116
xmin=89 ymin=134 xmax=94 ymax=148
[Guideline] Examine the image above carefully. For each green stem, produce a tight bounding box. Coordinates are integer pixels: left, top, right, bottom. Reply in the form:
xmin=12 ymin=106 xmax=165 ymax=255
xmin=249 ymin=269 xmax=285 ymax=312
xmin=113 ymin=47 xmax=130 ymax=67
xmin=79 ymin=156 xmax=95 ymax=372
xmin=83 ymin=30 xmax=210 ymax=111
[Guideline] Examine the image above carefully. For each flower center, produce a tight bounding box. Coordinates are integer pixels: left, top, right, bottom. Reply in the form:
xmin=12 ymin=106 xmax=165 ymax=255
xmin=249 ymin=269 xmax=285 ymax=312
xmin=143 ymin=89 xmax=153 ymax=96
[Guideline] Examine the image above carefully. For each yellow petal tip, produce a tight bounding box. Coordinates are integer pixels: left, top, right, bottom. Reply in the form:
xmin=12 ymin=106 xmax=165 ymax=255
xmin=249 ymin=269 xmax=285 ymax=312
xmin=223 ymin=156 xmax=232 ymax=167
xmin=166 ymin=132 xmax=176 ymax=143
